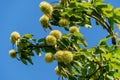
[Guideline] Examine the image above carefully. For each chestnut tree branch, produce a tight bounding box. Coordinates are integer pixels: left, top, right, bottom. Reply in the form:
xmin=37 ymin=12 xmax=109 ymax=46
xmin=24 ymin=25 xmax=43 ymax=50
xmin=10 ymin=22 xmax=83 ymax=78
xmin=85 ymin=9 xmax=117 ymax=46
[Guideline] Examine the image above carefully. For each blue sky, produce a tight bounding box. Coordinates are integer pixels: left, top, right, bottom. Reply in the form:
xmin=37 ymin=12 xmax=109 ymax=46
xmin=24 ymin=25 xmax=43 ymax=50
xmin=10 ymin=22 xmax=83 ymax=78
xmin=0 ymin=0 xmax=120 ymax=80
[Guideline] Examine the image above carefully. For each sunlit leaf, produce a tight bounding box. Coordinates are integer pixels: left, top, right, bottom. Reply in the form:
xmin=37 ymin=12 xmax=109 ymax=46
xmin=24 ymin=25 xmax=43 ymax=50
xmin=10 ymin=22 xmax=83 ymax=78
xmin=77 ymin=2 xmax=91 ymax=9
xmin=102 ymin=53 xmax=112 ymax=60
xmin=114 ymin=73 xmax=120 ymax=78
xmin=112 ymin=48 xmax=120 ymax=58
xmin=23 ymin=34 xmax=33 ymax=39
xmin=114 ymin=8 xmax=120 ymax=23
xmin=93 ymin=0 xmax=103 ymax=5
xmin=111 ymin=58 xmax=120 ymax=71
xmin=98 ymin=35 xmax=112 ymax=46
xmin=73 ymin=32 xmax=83 ymax=37
xmin=96 ymin=4 xmax=113 ymax=18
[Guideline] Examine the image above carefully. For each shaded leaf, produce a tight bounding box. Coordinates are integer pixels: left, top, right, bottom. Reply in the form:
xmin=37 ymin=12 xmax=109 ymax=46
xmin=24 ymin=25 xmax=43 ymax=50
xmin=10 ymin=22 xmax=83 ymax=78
xmin=38 ymin=38 xmax=45 ymax=43
xmin=35 ymin=49 xmax=41 ymax=56
xmin=20 ymin=58 xmax=27 ymax=65
xmin=27 ymin=57 xmax=34 ymax=65
xmin=73 ymin=60 xmax=83 ymax=68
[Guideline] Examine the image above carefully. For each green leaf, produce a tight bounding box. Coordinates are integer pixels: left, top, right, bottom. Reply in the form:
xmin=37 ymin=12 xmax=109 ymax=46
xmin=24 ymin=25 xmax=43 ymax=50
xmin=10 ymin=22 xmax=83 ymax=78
xmin=102 ymin=53 xmax=112 ymax=60
xmin=106 ymin=75 xmax=114 ymax=80
xmin=77 ymin=2 xmax=91 ymax=9
xmin=114 ymin=8 xmax=120 ymax=16
xmin=29 ymin=52 xmax=34 ymax=56
xmin=88 ymin=47 xmax=95 ymax=53
xmin=117 ymin=38 xmax=120 ymax=45
xmin=77 ymin=37 xmax=87 ymax=47
xmin=114 ymin=72 xmax=120 ymax=78
xmin=44 ymin=46 xmax=56 ymax=53
xmin=23 ymin=34 xmax=33 ymax=39
xmin=112 ymin=48 xmax=120 ymax=58
xmin=68 ymin=76 xmax=77 ymax=80
xmin=61 ymin=11 xmax=70 ymax=18
xmin=50 ymin=9 xmax=61 ymax=26
xmin=93 ymin=0 xmax=103 ymax=5
xmin=108 ymin=18 xmax=114 ymax=30
xmin=99 ymin=45 xmax=110 ymax=53
xmin=69 ymin=1 xmax=77 ymax=8
xmin=114 ymin=8 xmax=120 ymax=23
xmin=73 ymin=60 xmax=83 ymax=68
xmin=72 ymin=64 xmax=81 ymax=74
xmin=96 ymin=4 xmax=113 ymax=18
xmin=62 ymin=33 xmax=72 ymax=37
xmin=103 ymin=5 xmax=113 ymax=18
xmin=111 ymin=58 xmax=120 ymax=72
xmin=57 ymin=37 xmax=71 ymax=50
xmin=72 ymin=70 xmax=79 ymax=75
xmin=98 ymin=35 xmax=112 ymax=46
xmin=73 ymin=32 xmax=83 ymax=37
xmin=70 ymin=14 xmax=82 ymax=22
xmin=83 ymin=52 xmax=94 ymax=61
xmin=20 ymin=58 xmax=27 ymax=65
xmin=38 ymin=38 xmax=45 ymax=43
xmin=35 ymin=49 xmax=41 ymax=56
xmin=27 ymin=57 xmax=34 ymax=65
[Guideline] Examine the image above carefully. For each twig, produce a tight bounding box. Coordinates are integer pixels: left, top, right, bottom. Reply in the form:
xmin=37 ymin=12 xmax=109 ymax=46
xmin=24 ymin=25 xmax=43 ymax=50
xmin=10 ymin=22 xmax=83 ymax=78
xmin=87 ymin=66 xmax=101 ymax=79
xmin=85 ymin=9 xmax=117 ymax=46
xmin=28 ymin=44 xmax=52 ymax=49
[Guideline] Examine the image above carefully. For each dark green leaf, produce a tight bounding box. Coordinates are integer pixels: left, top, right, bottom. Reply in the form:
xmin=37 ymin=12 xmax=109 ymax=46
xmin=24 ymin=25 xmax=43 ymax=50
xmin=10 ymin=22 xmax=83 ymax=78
xmin=35 ymin=49 xmax=41 ymax=56
xmin=108 ymin=18 xmax=114 ymax=30
xmin=68 ymin=76 xmax=77 ymax=80
xmin=38 ymin=38 xmax=45 ymax=43
xmin=73 ymin=60 xmax=83 ymax=68
xmin=69 ymin=1 xmax=77 ymax=8
xmin=30 ymin=52 xmax=34 ymax=56
xmin=20 ymin=58 xmax=27 ymax=65
xmin=27 ymin=57 xmax=34 ymax=65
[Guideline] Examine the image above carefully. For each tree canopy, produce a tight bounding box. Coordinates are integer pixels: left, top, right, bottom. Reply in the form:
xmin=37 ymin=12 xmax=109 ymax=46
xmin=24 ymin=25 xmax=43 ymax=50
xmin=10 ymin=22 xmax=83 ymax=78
xmin=9 ymin=0 xmax=120 ymax=79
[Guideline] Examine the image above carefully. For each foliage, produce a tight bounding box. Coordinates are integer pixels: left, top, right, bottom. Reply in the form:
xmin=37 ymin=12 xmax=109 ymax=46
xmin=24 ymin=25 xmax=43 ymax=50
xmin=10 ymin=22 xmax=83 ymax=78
xmin=9 ymin=0 xmax=120 ymax=79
